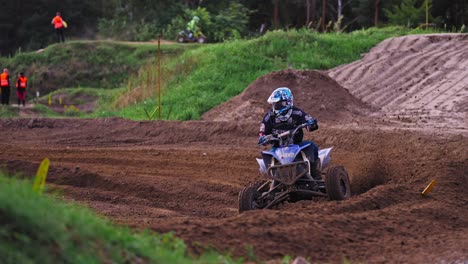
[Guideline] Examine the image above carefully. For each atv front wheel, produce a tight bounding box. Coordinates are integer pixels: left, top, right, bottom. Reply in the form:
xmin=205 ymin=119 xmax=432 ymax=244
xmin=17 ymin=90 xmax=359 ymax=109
xmin=325 ymin=166 xmax=351 ymax=201
xmin=238 ymin=181 xmax=266 ymax=213
xmin=197 ymin=37 xmax=207 ymax=44
xmin=177 ymin=36 xmax=185 ymax=43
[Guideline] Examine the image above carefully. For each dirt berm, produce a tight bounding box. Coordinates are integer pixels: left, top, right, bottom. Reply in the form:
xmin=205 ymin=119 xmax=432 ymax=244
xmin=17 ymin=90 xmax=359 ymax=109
xmin=202 ymin=69 xmax=370 ymax=123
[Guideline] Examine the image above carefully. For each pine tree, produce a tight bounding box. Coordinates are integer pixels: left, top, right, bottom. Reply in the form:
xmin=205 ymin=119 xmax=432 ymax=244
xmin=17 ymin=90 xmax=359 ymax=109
xmin=384 ymin=0 xmax=433 ymax=27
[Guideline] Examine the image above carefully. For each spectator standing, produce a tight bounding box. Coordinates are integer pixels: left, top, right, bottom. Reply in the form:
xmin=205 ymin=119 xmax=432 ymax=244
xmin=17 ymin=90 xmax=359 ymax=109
xmin=16 ymin=72 xmax=27 ymax=107
xmin=0 ymin=68 xmax=11 ymax=105
xmin=51 ymin=12 xmax=66 ymax=43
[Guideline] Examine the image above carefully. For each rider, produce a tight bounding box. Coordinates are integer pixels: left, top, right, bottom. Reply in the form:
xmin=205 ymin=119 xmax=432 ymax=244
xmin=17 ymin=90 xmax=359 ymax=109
xmin=258 ymin=87 xmax=321 ymax=179
xmin=186 ymin=16 xmax=200 ymax=39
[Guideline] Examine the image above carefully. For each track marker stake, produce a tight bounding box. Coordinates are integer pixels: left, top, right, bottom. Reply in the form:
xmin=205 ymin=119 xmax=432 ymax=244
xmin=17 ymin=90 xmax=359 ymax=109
xmin=33 ymin=158 xmax=50 ymax=194
xmin=144 ymin=106 xmax=159 ymax=120
xmin=421 ymin=179 xmax=436 ymax=196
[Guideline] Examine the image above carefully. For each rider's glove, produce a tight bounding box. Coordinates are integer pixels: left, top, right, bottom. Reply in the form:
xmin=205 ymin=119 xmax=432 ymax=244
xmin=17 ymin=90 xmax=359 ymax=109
xmin=306 ymin=118 xmax=318 ymax=132
xmin=258 ymin=135 xmax=268 ymax=146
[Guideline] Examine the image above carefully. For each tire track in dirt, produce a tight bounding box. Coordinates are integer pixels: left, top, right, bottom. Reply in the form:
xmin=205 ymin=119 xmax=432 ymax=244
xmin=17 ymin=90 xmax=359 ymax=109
xmin=368 ymin=42 xmax=463 ymax=104
xmin=382 ymin=47 xmax=468 ymax=109
xmin=357 ymin=40 xmax=458 ymax=102
xmin=328 ymin=34 xmax=468 ymax=128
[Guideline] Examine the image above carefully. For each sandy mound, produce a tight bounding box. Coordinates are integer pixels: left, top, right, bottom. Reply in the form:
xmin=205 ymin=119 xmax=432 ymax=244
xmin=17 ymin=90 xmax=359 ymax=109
xmin=328 ymin=34 xmax=468 ymax=129
xmin=202 ymin=69 xmax=370 ymax=123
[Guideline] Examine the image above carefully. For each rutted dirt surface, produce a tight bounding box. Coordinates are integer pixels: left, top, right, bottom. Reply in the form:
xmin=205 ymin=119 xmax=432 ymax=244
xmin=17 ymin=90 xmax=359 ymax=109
xmin=328 ymin=34 xmax=468 ymax=130
xmin=1 ymin=119 xmax=467 ymax=263
xmin=1 ymin=34 xmax=468 ymax=263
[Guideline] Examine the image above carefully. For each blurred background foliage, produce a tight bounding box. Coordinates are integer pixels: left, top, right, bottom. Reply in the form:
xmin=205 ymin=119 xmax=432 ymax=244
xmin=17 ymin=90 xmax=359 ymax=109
xmin=1 ymin=0 xmax=466 ymax=55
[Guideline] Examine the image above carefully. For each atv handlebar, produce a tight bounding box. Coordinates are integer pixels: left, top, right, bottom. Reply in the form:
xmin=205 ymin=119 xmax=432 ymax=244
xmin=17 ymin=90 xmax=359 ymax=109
xmin=258 ymin=123 xmax=309 ymax=146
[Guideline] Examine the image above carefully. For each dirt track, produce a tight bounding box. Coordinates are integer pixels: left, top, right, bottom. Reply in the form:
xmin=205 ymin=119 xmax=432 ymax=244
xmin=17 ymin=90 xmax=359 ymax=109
xmin=1 ymin=34 xmax=468 ymax=263
xmin=0 ymin=117 xmax=466 ymax=263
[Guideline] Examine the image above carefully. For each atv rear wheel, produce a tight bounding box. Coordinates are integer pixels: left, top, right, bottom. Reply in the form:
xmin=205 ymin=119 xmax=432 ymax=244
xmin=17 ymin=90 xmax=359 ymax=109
xmin=325 ymin=166 xmax=351 ymax=201
xmin=238 ymin=181 xmax=266 ymax=213
xmin=177 ymin=36 xmax=185 ymax=43
xmin=197 ymin=37 xmax=207 ymax=44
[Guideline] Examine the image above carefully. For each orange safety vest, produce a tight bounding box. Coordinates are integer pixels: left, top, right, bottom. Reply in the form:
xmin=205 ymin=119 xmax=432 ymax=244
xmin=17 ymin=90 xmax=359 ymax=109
xmin=16 ymin=76 xmax=27 ymax=89
xmin=53 ymin=16 xmax=63 ymax=29
xmin=0 ymin=73 xmax=9 ymax=87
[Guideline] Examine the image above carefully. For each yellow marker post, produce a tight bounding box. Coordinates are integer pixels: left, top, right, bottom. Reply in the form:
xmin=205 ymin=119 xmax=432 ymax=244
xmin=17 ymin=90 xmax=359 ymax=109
xmin=33 ymin=158 xmax=50 ymax=194
xmin=48 ymin=95 xmax=52 ymax=106
xmin=144 ymin=106 xmax=159 ymax=120
xmin=421 ymin=179 xmax=436 ymax=196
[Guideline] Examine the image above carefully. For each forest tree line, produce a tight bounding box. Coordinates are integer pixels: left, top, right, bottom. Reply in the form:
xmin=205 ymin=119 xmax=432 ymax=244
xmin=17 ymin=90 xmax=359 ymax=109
xmin=0 ymin=0 xmax=466 ymax=55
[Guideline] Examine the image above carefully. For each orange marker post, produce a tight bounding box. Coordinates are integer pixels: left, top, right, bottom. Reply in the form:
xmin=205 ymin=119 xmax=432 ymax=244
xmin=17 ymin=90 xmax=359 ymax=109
xmin=421 ymin=179 xmax=436 ymax=196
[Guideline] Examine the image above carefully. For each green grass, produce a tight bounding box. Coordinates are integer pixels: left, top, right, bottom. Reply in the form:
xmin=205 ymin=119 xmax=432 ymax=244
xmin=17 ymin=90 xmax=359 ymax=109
xmin=105 ymin=26 xmax=442 ymax=120
xmin=0 ymin=41 xmax=191 ymax=99
xmin=0 ymin=173 xmax=241 ymax=264
xmin=0 ymin=106 xmax=19 ymax=118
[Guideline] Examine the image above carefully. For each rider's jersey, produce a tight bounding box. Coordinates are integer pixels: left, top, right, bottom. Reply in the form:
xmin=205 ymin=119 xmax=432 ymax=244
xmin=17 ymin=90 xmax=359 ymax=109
xmin=259 ymin=106 xmax=316 ymax=144
xmin=187 ymin=20 xmax=197 ymax=31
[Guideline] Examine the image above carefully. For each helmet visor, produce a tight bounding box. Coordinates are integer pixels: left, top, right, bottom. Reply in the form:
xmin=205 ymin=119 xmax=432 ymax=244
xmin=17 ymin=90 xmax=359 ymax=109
xmin=273 ymin=101 xmax=288 ymax=111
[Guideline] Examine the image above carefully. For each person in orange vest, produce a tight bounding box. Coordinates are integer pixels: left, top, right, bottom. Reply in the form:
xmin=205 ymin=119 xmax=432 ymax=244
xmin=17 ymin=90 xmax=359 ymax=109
xmin=51 ymin=12 xmax=65 ymax=43
xmin=16 ymin=72 xmax=27 ymax=107
xmin=0 ymin=68 xmax=11 ymax=105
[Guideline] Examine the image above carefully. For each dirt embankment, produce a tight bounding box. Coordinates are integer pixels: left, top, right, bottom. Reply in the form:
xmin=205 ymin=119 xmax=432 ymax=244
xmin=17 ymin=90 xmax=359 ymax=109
xmin=202 ymin=69 xmax=371 ymax=123
xmin=328 ymin=34 xmax=468 ymax=129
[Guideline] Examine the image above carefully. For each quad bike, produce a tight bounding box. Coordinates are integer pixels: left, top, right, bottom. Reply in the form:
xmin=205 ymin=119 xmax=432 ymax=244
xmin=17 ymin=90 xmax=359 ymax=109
xmin=238 ymin=123 xmax=351 ymax=212
xmin=177 ymin=30 xmax=207 ymax=44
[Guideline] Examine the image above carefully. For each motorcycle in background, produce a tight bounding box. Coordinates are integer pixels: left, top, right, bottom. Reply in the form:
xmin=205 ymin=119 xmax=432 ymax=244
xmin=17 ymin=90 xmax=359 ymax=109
xmin=177 ymin=30 xmax=207 ymax=44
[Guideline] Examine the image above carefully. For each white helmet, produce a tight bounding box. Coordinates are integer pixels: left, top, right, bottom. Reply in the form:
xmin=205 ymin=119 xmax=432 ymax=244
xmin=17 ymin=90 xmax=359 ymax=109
xmin=267 ymin=87 xmax=293 ymax=119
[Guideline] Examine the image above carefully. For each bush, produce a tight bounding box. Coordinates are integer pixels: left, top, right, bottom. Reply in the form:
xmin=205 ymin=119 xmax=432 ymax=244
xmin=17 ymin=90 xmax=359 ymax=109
xmin=164 ymin=4 xmax=251 ymax=43
xmin=98 ymin=10 xmax=161 ymax=41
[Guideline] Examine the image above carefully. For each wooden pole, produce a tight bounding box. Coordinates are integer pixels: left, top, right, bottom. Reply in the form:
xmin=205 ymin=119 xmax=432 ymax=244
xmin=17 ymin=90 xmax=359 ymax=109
xmin=158 ymin=34 xmax=161 ymax=120
xmin=274 ymin=0 xmax=279 ymax=29
xmin=322 ymin=0 xmax=326 ymax=32
xmin=374 ymin=0 xmax=381 ymax=27
xmin=426 ymin=0 xmax=429 ymax=29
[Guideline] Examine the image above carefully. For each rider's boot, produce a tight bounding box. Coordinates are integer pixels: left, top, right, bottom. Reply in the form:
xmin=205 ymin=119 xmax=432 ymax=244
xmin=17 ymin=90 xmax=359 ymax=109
xmin=310 ymin=158 xmax=322 ymax=180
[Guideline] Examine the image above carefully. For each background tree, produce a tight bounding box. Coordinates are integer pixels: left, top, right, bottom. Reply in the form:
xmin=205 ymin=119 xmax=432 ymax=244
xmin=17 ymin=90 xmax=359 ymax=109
xmin=432 ymin=0 xmax=467 ymax=30
xmin=375 ymin=0 xmax=381 ymax=26
xmin=0 ymin=0 xmax=116 ymax=55
xmin=384 ymin=0 xmax=437 ymax=27
xmin=1 ymin=0 xmax=468 ymax=55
